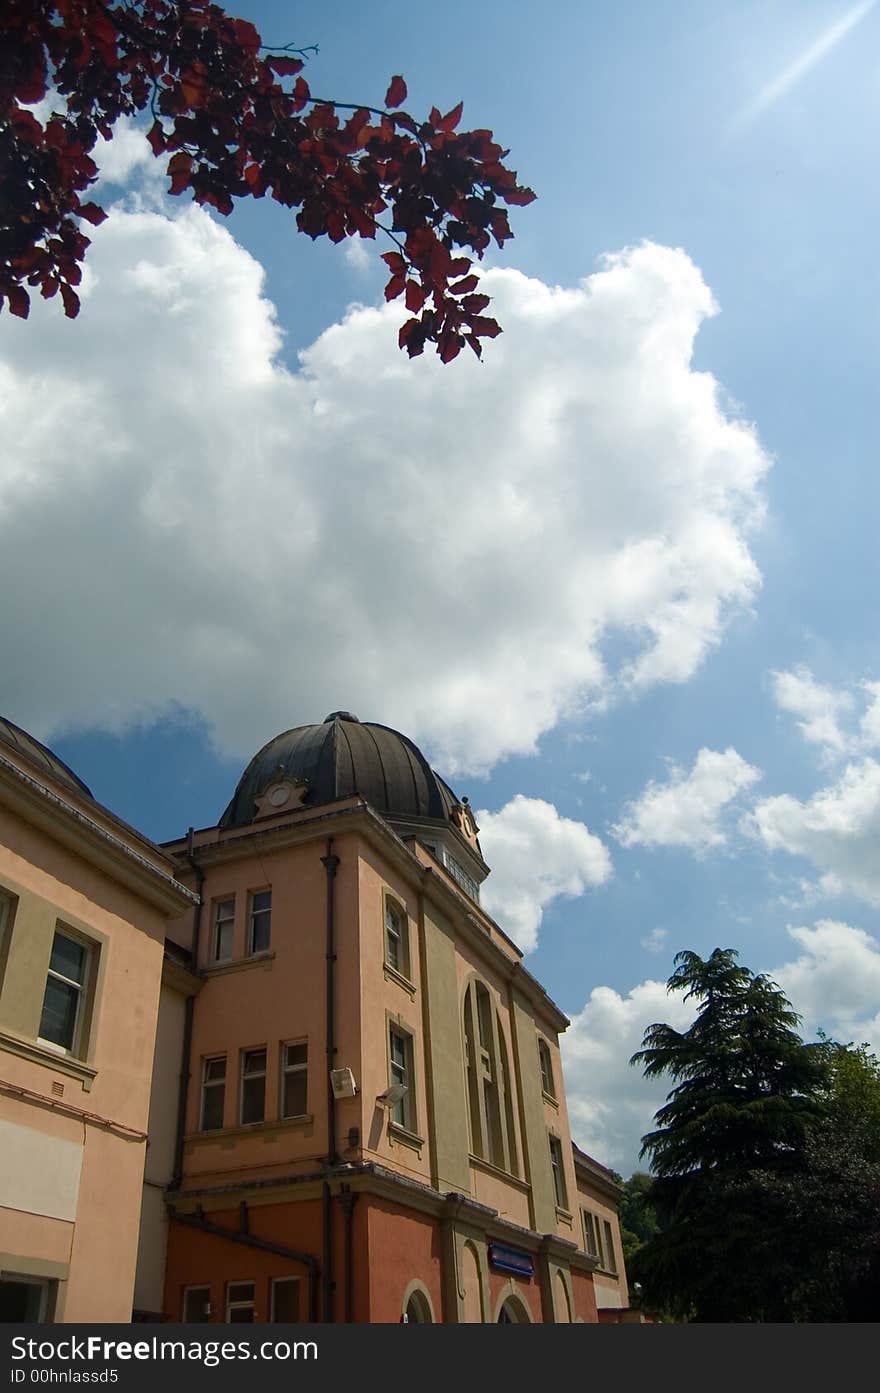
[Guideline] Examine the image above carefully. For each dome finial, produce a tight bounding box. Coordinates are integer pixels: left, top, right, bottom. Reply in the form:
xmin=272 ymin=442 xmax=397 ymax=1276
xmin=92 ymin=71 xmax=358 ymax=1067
xmin=323 ymin=710 xmax=360 ymax=723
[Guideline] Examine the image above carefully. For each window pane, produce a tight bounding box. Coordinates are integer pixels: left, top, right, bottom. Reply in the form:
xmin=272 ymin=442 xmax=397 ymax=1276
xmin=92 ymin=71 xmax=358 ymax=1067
xmin=271 ymin=1279 xmax=299 ymax=1322
xmin=252 ymin=891 xmax=271 ymax=913
xmin=183 ymin=1288 xmax=211 ymax=1322
xmin=202 ymin=1083 xmax=225 ymax=1131
xmin=285 ymin=1043 xmax=307 ymax=1069
xmin=283 ymin=1070 xmax=307 ymax=1118
xmin=250 ymin=891 xmax=271 ymax=953
xmin=49 ymin=932 xmax=87 ymax=984
xmin=244 ymin=1049 xmax=266 ymax=1074
xmin=205 ymin=1057 xmax=226 ymax=1083
xmin=228 ymin=1283 xmax=254 ymax=1303
xmin=39 ymin=975 xmax=79 ymax=1048
xmin=241 ymin=1075 xmax=265 ymax=1124
xmin=228 ymin=1307 xmax=254 ymax=1323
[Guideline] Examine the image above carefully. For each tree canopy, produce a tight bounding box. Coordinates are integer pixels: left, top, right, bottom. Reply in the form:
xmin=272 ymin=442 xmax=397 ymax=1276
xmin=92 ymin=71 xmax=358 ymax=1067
xmin=628 ymin=948 xmax=880 ymax=1322
xmin=2 ymin=1 xmax=535 ymax=360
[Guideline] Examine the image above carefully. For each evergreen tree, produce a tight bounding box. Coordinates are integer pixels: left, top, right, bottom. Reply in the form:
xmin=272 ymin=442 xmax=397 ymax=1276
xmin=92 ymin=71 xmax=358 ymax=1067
xmin=629 ymin=948 xmax=827 ymax=1321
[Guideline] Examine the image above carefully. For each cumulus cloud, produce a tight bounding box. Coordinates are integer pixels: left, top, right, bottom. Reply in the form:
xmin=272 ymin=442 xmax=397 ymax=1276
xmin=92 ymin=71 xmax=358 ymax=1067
xmin=562 ymin=978 xmax=694 ymax=1174
xmin=641 ymin=926 xmax=668 ymax=954
xmin=613 ymin=747 xmax=762 ymax=851
xmin=747 ymin=758 xmax=880 ymax=904
xmin=771 ymin=666 xmax=880 ymax=761
xmin=476 ymin=795 xmax=611 ymax=952
xmin=0 ymin=199 xmax=770 ymax=773
xmin=773 ymin=919 xmax=880 ymax=1054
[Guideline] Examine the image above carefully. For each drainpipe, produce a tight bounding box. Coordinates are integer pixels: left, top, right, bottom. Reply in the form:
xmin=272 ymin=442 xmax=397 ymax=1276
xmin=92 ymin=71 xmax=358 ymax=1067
xmin=340 ymin=1185 xmax=358 ymax=1322
xmin=320 ymin=840 xmax=340 ymax=1322
xmin=169 ymin=1205 xmax=320 ymax=1321
xmin=171 ymin=828 xmax=204 ymax=1190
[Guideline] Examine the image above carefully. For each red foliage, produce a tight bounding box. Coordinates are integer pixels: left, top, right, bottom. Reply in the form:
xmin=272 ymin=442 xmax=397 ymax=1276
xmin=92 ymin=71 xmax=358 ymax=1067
xmin=0 ymin=1 xmax=535 ymax=356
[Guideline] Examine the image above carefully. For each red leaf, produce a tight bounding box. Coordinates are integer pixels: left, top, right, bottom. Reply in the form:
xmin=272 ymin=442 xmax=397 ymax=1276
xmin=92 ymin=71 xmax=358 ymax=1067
xmin=385 ymin=276 xmax=406 ymax=302
xmin=268 ymin=57 xmax=305 ymax=76
xmin=233 ymin=19 xmax=262 ymax=52
xmin=405 ymin=280 xmax=426 ymax=313
xmin=244 ymin=164 xmax=265 ymax=193
xmin=6 ymin=286 xmax=30 ymax=320
xmin=450 ymin=275 xmax=479 ymax=295
xmin=59 ymin=283 xmax=80 ymax=319
xmin=462 ymin=293 xmax=490 ymax=313
xmin=439 ymin=335 xmax=462 ymax=364
xmin=146 ymin=121 xmax=165 ymax=156
xmin=381 ymin=252 xmax=406 ymax=277
xmin=438 ymin=101 xmax=464 ymax=132
xmin=466 ymin=334 xmax=483 ymax=359
xmin=293 ymin=75 xmax=311 ymax=104
xmin=471 ymin=316 xmax=502 ymax=339
xmin=504 ymin=186 xmax=537 ymax=207
xmin=385 ymin=75 xmax=408 ymax=109
xmin=78 ymin=203 xmax=107 ymax=227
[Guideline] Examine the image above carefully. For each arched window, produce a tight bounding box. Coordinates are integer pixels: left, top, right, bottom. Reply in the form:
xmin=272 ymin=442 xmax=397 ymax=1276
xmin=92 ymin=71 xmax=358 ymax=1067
xmin=403 ymin=1288 xmax=433 ymax=1323
xmin=463 ymin=981 xmax=518 ymax=1175
xmin=384 ymin=896 xmax=410 ymax=979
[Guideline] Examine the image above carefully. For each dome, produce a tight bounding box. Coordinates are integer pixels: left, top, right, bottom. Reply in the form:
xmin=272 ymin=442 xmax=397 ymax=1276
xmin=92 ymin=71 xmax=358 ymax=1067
xmin=0 ymin=717 xmax=94 ymax=800
xmin=220 ymin=711 xmax=460 ymax=829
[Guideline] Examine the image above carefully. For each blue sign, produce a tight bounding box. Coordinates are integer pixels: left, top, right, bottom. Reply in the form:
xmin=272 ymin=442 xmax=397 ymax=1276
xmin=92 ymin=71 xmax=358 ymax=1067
xmin=488 ymin=1243 xmax=534 ymax=1277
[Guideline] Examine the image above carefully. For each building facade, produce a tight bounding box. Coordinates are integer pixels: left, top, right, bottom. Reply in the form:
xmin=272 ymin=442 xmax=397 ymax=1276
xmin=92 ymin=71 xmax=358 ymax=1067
xmin=155 ymin=712 xmax=618 ymax=1323
xmin=0 ymin=720 xmax=194 ymax=1321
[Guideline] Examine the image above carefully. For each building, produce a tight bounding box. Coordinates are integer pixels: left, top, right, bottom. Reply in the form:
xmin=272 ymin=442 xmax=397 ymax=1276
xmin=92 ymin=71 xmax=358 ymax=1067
xmin=151 ymin=711 xmax=624 ymax=1323
xmin=0 ymin=719 xmax=195 ymax=1321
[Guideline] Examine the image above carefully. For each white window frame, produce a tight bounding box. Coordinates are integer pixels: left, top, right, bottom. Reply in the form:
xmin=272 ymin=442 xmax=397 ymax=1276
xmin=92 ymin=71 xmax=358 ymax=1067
xmin=225 ymin=1280 xmax=255 ymax=1322
xmin=549 ymin=1133 xmax=568 ymax=1210
xmin=38 ymin=926 xmax=94 ymax=1057
xmin=384 ymin=896 xmax=409 ymax=978
xmin=602 ymin=1218 xmax=618 ymax=1274
xmin=200 ymin=1055 xmax=227 ymax=1131
xmin=388 ymin=1025 xmax=414 ymax=1131
xmin=212 ymin=898 xmax=235 ymax=962
xmin=280 ymin=1040 xmax=308 ymax=1118
xmin=583 ymin=1209 xmax=600 ymax=1260
xmin=240 ymin=1046 xmax=267 ymax=1125
xmin=182 ymin=1285 xmax=212 ymax=1322
xmin=247 ymin=889 xmax=271 ymax=955
xmin=270 ymin=1276 xmax=300 ymax=1322
xmin=538 ymin=1038 xmax=555 ymax=1099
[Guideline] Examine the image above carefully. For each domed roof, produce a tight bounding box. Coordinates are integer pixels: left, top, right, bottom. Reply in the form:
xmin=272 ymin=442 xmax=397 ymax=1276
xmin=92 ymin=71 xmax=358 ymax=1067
xmin=220 ymin=711 xmax=459 ymax=829
xmin=0 ymin=717 xmax=94 ymax=800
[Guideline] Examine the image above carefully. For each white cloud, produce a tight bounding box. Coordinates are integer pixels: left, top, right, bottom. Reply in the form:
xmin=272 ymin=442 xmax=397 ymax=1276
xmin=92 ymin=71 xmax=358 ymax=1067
xmin=640 ymin=927 xmax=668 ymax=954
xmin=773 ymin=919 xmax=880 ymax=1054
xmin=771 ymin=666 xmax=854 ymax=757
xmin=613 ymin=747 xmax=762 ymax=851
xmin=747 ymin=757 xmax=880 ymax=904
xmin=476 ymin=796 xmax=611 ymax=952
xmin=562 ymin=978 xmax=694 ymax=1174
xmin=0 ymin=201 xmax=770 ymax=774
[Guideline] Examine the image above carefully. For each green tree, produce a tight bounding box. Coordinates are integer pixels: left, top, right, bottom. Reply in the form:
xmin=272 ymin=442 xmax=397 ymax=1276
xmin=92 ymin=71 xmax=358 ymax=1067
xmin=629 ymin=948 xmax=828 ymax=1322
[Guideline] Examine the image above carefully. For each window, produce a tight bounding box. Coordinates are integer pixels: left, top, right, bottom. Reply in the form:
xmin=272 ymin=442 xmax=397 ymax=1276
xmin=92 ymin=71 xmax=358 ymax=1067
xmin=0 ymin=1275 xmax=53 ymax=1322
xmin=0 ymin=889 xmax=16 ymax=983
xmin=240 ymin=1048 xmax=267 ymax=1125
xmin=280 ymin=1041 xmax=308 ymax=1117
xmin=247 ymin=890 xmax=271 ymax=954
xmin=549 ymin=1134 xmax=568 ymax=1210
xmin=226 ymin=1281 xmax=255 ymax=1323
xmin=388 ymin=1025 xmax=414 ymax=1131
xmin=538 ymin=1038 xmax=555 ymax=1099
xmin=182 ymin=1286 xmax=212 ymax=1322
xmin=38 ymin=928 xmax=92 ymax=1054
xmin=212 ymin=898 xmax=235 ymax=962
xmin=384 ymin=897 xmax=409 ymax=977
xmin=583 ymin=1210 xmax=600 ymax=1260
xmin=602 ymin=1219 xmax=618 ymax=1274
xmin=463 ymin=980 xmax=518 ymax=1175
xmin=201 ymin=1056 xmax=226 ymax=1131
xmin=270 ymin=1277 xmax=300 ymax=1322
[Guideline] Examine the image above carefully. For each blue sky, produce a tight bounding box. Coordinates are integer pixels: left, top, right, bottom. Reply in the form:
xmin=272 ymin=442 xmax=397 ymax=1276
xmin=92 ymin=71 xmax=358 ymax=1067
xmin=4 ymin=0 xmax=880 ymax=1172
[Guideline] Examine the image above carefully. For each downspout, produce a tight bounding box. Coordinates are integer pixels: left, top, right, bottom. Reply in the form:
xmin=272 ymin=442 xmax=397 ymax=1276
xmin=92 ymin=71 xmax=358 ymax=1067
xmin=340 ymin=1185 xmax=358 ymax=1322
xmin=171 ymin=827 xmax=204 ymax=1190
xmin=320 ymin=839 xmax=341 ymax=1322
xmin=169 ymin=1206 xmax=320 ymax=1321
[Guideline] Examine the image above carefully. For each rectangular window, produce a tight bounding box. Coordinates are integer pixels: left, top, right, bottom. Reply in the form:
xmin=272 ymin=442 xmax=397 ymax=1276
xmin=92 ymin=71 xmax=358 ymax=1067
xmin=549 ymin=1134 xmax=568 ymax=1210
xmin=226 ymin=1281 xmax=255 ymax=1323
xmin=538 ymin=1038 xmax=555 ymax=1098
xmin=38 ymin=928 xmax=92 ymax=1054
xmin=240 ymin=1047 xmax=267 ymax=1125
xmin=201 ymin=1056 xmax=226 ymax=1131
xmin=270 ymin=1277 xmax=300 ymax=1322
xmin=247 ymin=890 xmax=271 ymax=955
xmin=280 ymin=1041 xmax=308 ymax=1118
xmin=0 ymin=890 xmax=15 ymax=986
xmin=389 ymin=1026 xmax=414 ymax=1130
xmin=212 ymin=898 xmax=235 ymax=962
xmin=602 ymin=1219 xmax=618 ymax=1274
xmin=182 ymin=1286 xmax=212 ymax=1322
xmin=384 ymin=898 xmax=409 ymax=977
xmin=583 ymin=1210 xmax=600 ymax=1259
